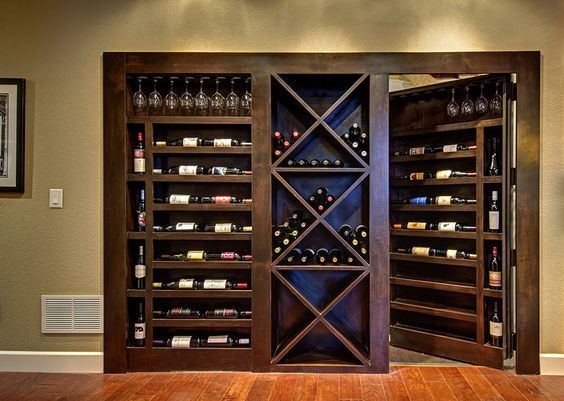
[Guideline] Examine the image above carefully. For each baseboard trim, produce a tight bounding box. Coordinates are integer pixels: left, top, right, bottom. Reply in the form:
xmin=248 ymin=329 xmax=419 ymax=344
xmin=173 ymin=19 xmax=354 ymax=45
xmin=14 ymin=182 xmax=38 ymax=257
xmin=540 ymin=353 xmax=564 ymax=375
xmin=0 ymin=351 xmax=103 ymax=373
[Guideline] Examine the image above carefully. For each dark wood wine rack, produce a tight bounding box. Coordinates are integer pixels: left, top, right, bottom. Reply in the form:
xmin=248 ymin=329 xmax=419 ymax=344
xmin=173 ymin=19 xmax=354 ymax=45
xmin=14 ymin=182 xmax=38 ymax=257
xmin=104 ymin=52 xmax=540 ymax=374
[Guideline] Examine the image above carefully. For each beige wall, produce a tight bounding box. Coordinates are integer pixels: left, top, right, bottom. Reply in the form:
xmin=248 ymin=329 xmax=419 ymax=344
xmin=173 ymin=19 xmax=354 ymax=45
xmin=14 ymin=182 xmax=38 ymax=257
xmin=0 ymin=0 xmax=562 ymax=353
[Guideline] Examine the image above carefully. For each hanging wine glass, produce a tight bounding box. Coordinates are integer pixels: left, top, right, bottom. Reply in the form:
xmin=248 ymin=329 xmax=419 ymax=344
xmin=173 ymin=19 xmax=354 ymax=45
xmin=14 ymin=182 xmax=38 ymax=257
xmin=240 ymin=77 xmax=252 ymax=116
xmin=180 ymin=77 xmax=195 ymax=115
xmin=148 ymin=76 xmax=163 ymax=115
xmin=210 ymin=77 xmax=226 ymax=116
xmin=225 ymin=77 xmax=241 ymax=116
xmin=194 ymin=77 xmax=210 ymax=116
xmin=164 ymin=76 xmax=180 ymax=115
xmin=132 ymin=76 xmax=148 ymax=115
xmin=461 ymin=85 xmax=474 ymax=116
xmin=490 ymin=81 xmax=503 ymax=114
xmin=446 ymin=87 xmax=460 ymax=118
xmin=475 ymin=83 xmax=488 ymax=114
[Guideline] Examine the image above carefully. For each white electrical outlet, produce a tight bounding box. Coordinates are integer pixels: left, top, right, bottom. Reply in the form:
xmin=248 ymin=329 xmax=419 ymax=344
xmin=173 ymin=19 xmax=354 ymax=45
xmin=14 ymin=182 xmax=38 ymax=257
xmin=49 ymin=189 xmax=63 ymax=208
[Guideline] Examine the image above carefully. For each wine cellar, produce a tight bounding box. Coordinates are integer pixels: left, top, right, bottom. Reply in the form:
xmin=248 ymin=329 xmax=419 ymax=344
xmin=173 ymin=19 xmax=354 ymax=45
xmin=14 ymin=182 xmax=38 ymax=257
xmin=104 ymin=52 xmax=540 ymax=374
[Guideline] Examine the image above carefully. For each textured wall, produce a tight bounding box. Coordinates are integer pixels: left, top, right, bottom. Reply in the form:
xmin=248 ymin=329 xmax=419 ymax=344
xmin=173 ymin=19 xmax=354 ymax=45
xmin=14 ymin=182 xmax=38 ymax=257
xmin=0 ymin=0 xmax=562 ymax=353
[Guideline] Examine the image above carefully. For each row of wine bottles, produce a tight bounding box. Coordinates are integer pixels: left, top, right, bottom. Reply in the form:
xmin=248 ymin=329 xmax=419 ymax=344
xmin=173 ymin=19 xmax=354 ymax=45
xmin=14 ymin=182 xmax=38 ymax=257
xmin=392 ymin=195 xmax=476 ymax=205
xmin=285 ymin=158 xmax=344 ymax=168
xmin=153 ymin=335 xmax=250 ymax=348
xmin=393 ymin=170 xmax=476 ymax=180
xmin=152 ymin=166 xmax=251 ymax=175
xmin=154 ymin=195 xmax=251 ymax=204
xmin=338 ymin=224 xmax=369 ymax=255
xmin=272 ymin=130 xmax=300 ymax=159
xmin=392 ymin=222 xmax=477 ymax=232
xmin=154 ymin=138 xmax=251 ymax=147
xmin=280 ymin=248 xmax=357 ymax=265
xmin=307 ymin=187 xmax=336 ymax=214
xmin=152 ymin=223 xmax=252 ymax=232
xmin=153 ymin=278 xmax=248 ymax=290
xmin=272 ymin=210 xmax=310 ymax=252
xmin=153 ymin=307 xmax=252 ymax=319
xmin=157 ymin=251 xmax=252 ymax=261
xmin=341 ymin=123 xmax=368 ymax=160
xmin=392 ymin=143 xmax=476 ymax=156
xmin=395 ymin=247 xmax=477 ymax=259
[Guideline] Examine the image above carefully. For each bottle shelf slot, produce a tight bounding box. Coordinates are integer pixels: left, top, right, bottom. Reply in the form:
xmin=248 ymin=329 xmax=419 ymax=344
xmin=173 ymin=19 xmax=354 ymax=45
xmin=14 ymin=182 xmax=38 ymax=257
xmin=390 ymin=178 xmax=477 ymax=187
xmin=483 ymin=176 xmax=503 ymax=184
xmin=273 ymin=167 xmax=368 ymax=173
xmin=127 ymin=116 xmax=252 ymax=125
xmin=152 ymin=290 xmax=252 ymax=299
xmin=153 ymin=204 xmax=252 ymax=212
xmin=152 ymin=261 xmax=252 ymax=270
xmin=390 ymin=298 xmax=477 ymax=322
xmin=390 ymin=252 xmax=477 ymax=267
xmin=390 ymin=324 xmax=477 ymax=345
xmin=390 ymin=204 xmax=476 ymax=212
xmin=483 ymin=289 xmax=503 ymax=298
xmin=273 ymin=265 xmax=369 ymax=271
xmin=390 ymin=277 xmax=476 ymax=295
xmin=390 ymin=150 xmax=476 ymax=163
xmin=483 ymin=232 xmax=503 ymax=240
xmin=390 ymin=118 xmax=503 ymax=138
xmin=152 ymin=175 xmax=252 ymax=183
xmin=152 ymin=319 xmax=252 ymax=328
xmin=152 ymin=232 xmax=252 ymax=241
xmin=152 ymin=146 xmax=252 ymax=155
xmin=390 ymin=229 xmax=476 ymax=239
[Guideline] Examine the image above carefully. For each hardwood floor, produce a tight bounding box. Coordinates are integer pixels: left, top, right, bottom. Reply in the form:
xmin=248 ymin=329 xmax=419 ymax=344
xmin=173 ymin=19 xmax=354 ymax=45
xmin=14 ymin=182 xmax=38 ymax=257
xmin=0 ymin=367 xmax=562 ymax=401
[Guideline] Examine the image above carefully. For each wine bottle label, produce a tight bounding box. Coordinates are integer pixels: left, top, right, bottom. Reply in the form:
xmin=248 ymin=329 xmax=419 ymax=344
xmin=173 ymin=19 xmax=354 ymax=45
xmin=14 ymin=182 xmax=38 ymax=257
xmin=489 ymin=271 xmax=502 ymax=287
xmin=171 ymin=336 xmax=193 ymax=348
xmin=176 ymin=222 xmax=196 ymax=231
xmin=153 ymin=169 xmax=163 ymax=174
xmin=411 ymin=247 xmax=431 ymax=256
xmin=183 ymin=138 xmax=199 ymax=147
xmin=178 ymin=279 xmax=195 ymax=289
xmin=179 ymin=166 xmax=199 ymax=175
xmin=203 ymin=279 xmax=227 ymax=289
xmin=489 ymin=321 xmax=503 ymax=337
xmin=409 ymin=197 xmax=428 ymax=204
xmin=489 ymin=211 xmax=500 ymax=230
xmin=443 ymin=144 xmax=458 ymax=153
xmin=242 ymin=199 xmax=252 ymax=204
xmin=170 ymin=307 xmax=193 ymax=316
xmin=214 ymin=309 xmax=236 ymax=317
xmin=409 ymin=172 xmax=425 ymax=180
xmin=169 ymin=195 xmax=192 ymax=204
xmin=154 ymin=141 xmax=167 ymax=146
xmin=134 ymin=323 xmax=145 ymax=340
xmin=207 ymin=335 xmax=229 ymax=344
xmin=438 ymin=222 xmax=457 ymax=231
xmin=239 ymin=338 xmax=250 ymax=345
xmin=214 ymin=139 xmax=232 ymax=147
xmin=436 ymin=196 xmax=452 ymax=205
xmin=407 ymin=222 xmax=427 ymax=230
xmin=134 ymin=264 xmax=146 ymax=278
xmin=214 ymin=196 xmax=231 ymax=204
xmin=242 ymin=255 xmax=252 ymax=261
xmin=133 ymin=156 xmax=145 ymax=173
xmin=409 ymin=147 xmax=425 ymax=155
xmin=210 ymin=167 xmax=227 ymax=175
xmin=221 ymin=252 xmax=237 ymax=260
xmin=186 ymin=251 xmax=205 ymax=261
xmin=436 ymin=170 xmax=452 ymax=179
xmin=137 ymin=212 xmax=146 ymax=228
xmin=214 ymin=223 xmax=233 ymax=232
xmin=446 ymin=249 xmax=458 ymax=259
xmin=242 ymin=226 xmax=252 ymax=232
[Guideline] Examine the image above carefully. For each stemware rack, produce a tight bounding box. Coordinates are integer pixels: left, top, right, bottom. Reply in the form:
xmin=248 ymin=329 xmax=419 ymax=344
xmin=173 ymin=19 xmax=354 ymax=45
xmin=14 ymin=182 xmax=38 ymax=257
xmin=104 ymin=52 xmax=540 ymax=374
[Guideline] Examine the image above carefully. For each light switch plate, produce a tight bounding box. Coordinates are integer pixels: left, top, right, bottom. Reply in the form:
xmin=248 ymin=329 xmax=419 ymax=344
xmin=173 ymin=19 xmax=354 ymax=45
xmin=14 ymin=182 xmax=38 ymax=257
xmin=49 ymin=189 xmax=63 ymax=208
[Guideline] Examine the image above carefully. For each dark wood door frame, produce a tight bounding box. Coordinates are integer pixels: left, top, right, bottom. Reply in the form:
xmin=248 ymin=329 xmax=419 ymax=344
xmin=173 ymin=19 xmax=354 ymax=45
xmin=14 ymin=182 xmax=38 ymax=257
xmin=103 ymin=52 xmax=540 ymax=374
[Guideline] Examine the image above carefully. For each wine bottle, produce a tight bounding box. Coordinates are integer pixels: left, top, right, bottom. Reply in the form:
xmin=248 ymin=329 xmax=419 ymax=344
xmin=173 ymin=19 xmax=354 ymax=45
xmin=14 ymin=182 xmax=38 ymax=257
xmin=355 ymin=225 xmax=368 ymax=239
xmin=398 ymin=247 xmax=477 ymax=259
xmin=290 ymin=209 xmax=304 ymax=221
xmin=285 ymin=248 xmax=302 ymax=264
xmin=300 ymin=248 xmax=315 ymax=264
xmin=297 ymin=159 xmax=310 ymax=168
xmin=153 ymin=336 xmax=200 ymax=348
xmin=203 ymin=308 xmax=243 ymax=319
xmin=392 ymin=196 xmax=477 ymax=205
xmin=165 ymin=194 xmax=200 ymax=204
xmin=154 ymin=222 xmax=201 ymax=232
xmin=155 ymin=307 xmax=201 ymax=319
xmin=393 ymin=222 xmax=434 ymax=230
xmin=135 ymin=245 xmax=145 ymax=289
xmin=393 ymin=146 xmax=433 ymax=156
xmin=282 ymin=217 xmax=298 ymax=229
xmin=329 ymin=248 xmax=342 ymax=264
xmin=341 ymin=132 xmax=352 ymax=144
xmin=273 ymin=149 xmax=283 ymax=158
xmin=167 ymin=165 xmax=205 ymax=175
xmin=290 ymin=131 xmax=300 ymax=143
xmin=298 ymin=218 xmax=311 ymax=231
xmin=208 ymin=167 xmax=242 ymax=175
xmin=133 ymin=132 xmax=145 ymax=174
xmin=197 ymin=279 xmax=248 ymax=290
xmin=286 ymin=159 xmax=297 ymax=167
xmin=310 ymin=159 xmax=321 ymax=167
xmin=200 ymin=335 xmax=250 ymax=348
xmin=437 ymin=222 xmax=476 ymax=232
xmin=273 ymin=226 xmax=286 ymax=238
xmin=488 ymin=191 xmax=500 ymax=232
xmin=436 ymin=170 xmax=477 ymax=179
xmin=488 ymin=246 xmax=502 ymax=289
xmin=204 ymin=223 xmax=242 ymax=233
xmin=154 ymin=137 xmax=202 ymax=147
xmin=357 ymin=242 xmax=368 ymax=256
xmin=316 ymin=248 xmax=329 ymax=265
xmin=321 ymin=159 xmax=333 ymax=168
xmin=205 ymin=252 xmax=242 ymax=261
xmin=200 ymin=196 xmax=242 ymax=204
xmin=200 ymin=138 xmax=241 ymax=147
xmin=333 ymin=159 xmax=344 ymax=168
xmin=153 ymin=278 xmax=198 ymax=290
xmin=432 ymin=143 xmax=477 ymax=153
xmin=137 ymin=189 xmax=146 ymax=232
xmin=359 ymin=149 xmax=368 ymax=159
xmin=339 ymin=224 xmax=354 ymax=240
xmin=344 ymin=254 xmax=355 ymax=265
xmin=315 ymin=187 xmax=328 ymax=196
xmin=349 ymin=123 xmax=361 ymax=136
xmin=359 ymin=132 xmax=368 ymax=147
xmin=488 ymin=138 xmax=500 ymax=176
xmin=134 ymin=302 xmax=145 ymax=347
xmin=489 ymin=301 xmax=503 ymax=347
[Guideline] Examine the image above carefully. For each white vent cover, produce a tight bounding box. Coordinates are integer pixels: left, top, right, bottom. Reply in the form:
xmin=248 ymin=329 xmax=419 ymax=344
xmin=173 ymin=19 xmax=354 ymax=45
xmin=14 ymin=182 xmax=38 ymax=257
xmin=41 ymin=295 xmax=103 ymax=334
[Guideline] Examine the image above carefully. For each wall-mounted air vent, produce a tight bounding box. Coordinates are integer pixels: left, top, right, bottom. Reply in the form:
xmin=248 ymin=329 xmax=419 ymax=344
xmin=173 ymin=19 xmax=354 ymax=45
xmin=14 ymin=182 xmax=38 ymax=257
xmin=41 ymin=295 xmax=103 ymax=334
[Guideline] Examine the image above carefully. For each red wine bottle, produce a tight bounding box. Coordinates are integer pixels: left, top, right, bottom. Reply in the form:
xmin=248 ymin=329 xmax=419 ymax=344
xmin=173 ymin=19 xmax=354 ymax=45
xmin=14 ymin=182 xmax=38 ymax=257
xmin=153 ymin=336 xmax=201 ymax=348
xmin=489 ymin=301 xmax=503 ymax=347
xmin=164 ymin=194 xmax=201 ymax=204
xmin=206 ymin=252 xmax=242 ymax=261
xmin=133 ymin=132 xmax=145 ymax=174
xmin=204 ymin=223 xmax=242 ymax=232
xmin=134 ymin=302 xmax=145 ymax=347
xmin=153 ymin=222 xmax=201 ymax=232
xmin=203 ymin=308 xmax=250 ymax=319
xmin=208 ymin=166 xmax=243 ymax=175
xmin=196 ymin=279 xmax=248 ymax=290
xmin=488 ymin=246 xmax=502 ymax=289
xmin=290 ymin=131 xmax=300 ymax=143
xmin=167 ymin=165 xmax=205 ymax=175
xmin=200 ymin=335 xmax=250 ymax=348
xmin=154 ymin=307 xmax=201 ymax=319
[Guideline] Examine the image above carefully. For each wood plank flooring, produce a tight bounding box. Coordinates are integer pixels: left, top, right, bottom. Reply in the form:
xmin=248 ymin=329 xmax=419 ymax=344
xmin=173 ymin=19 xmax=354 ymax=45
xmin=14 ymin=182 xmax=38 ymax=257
xmin=0 ymin=367 xmax=562 ymax=401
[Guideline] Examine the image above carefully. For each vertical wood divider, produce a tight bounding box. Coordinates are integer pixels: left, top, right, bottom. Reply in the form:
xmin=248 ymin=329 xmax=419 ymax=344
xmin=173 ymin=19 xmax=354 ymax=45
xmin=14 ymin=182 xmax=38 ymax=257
xmin=476 ymin=126 xmax=485 ymax=345
xmin=145 ymin=121 xmax=154 ymax=348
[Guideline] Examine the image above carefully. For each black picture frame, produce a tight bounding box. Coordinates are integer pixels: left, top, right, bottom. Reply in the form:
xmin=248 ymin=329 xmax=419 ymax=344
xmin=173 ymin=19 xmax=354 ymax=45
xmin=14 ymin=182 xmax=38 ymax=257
xmin=0 ymin=78 xmax=25 ymax=192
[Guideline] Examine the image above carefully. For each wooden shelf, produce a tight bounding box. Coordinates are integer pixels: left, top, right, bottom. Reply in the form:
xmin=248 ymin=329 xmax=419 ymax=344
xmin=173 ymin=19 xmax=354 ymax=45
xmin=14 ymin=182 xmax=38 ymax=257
xmin=483 ymin=176 xmax=503 ymax=183
xmin=127 ymin=289 xmax=146 ymax=297
xmin=390 ymin=118 xmax=503 ymax=138
xmin=390 ymin=229 xmax=476 ymax=239
xmin=483 ymin=288 xmax=503 ymax=298
xmin=152 ymin=175 xmax=252 ymax=183
xmin=390 ymin=150 xmax=476 ymax=163
xmin=391 ymin=177 xmax=477 ymax=186
xmin=152 ymin=261 xmax=251 ymax=270
xmin=483 ymin=232 xmax=503 ymax=240
xmin=127 ymin=232 xmax=146 ymax=239
xmin=390 ymin=252 xmax=477 ymax=267
xmin=153 ymin=204 xmax=252 ymax=212
xmin=390 ymin=276 xmax=476 ymax=295
xmin=153 ymin=319 xmax=252 ymax=328
xmin=127 ymin=174 xmax=145 ymax=182
xmin=274 ymin=167 xmax=367 ymax=173
xmin=390 ymin=298 xmax=476 ymax=322
xmin=153 ymin=290 xmax=252 ymax=298
xmin=274 ymin=265 xmax=368 ymax=271
xmin=152 ymin=146 xmax=252 ymax=155
xmin=390 ymin=204 xmax=476 ymax=212
xmin=152 ymin=232 xmax=251 ymax=241
xmin=127 ymin=116 xmax=252 ymax=125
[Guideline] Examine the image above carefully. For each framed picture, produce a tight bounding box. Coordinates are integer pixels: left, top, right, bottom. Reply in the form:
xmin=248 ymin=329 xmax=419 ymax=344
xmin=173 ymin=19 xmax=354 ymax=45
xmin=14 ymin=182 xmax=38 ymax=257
xmin=0 ymin=78 xmax=25 ymax=192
